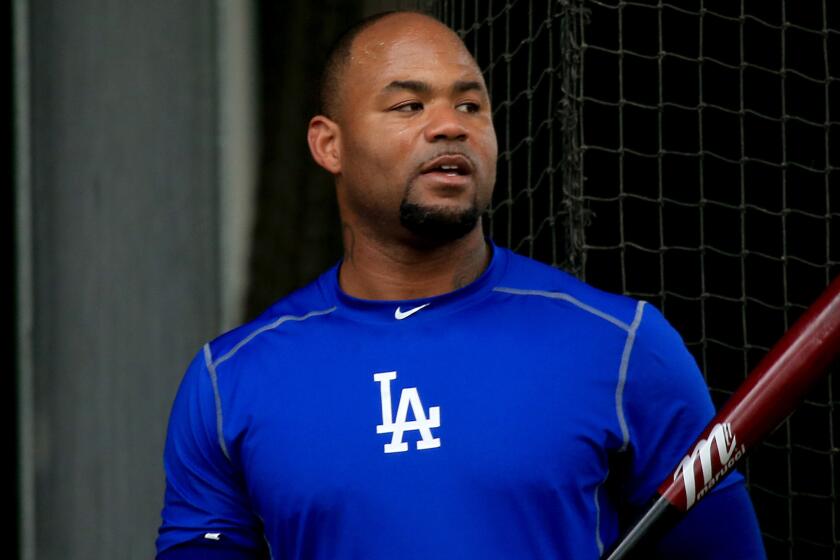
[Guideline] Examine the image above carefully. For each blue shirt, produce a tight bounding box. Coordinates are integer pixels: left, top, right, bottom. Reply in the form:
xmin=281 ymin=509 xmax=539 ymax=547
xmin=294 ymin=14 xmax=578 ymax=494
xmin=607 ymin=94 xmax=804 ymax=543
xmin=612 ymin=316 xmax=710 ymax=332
xmin=157 ymin=243 xmax=764 ymax=559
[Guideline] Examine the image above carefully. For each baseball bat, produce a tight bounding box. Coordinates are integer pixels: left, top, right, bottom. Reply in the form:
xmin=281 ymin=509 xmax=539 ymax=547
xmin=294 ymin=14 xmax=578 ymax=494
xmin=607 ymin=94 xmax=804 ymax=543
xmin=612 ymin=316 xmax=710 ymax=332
xmin=602 ymin=274 xmax=840 ymax=560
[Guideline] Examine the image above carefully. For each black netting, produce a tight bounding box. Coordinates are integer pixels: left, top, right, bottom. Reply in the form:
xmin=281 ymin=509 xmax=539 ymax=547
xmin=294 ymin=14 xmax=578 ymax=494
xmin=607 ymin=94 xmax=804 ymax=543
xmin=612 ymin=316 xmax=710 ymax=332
xmin=435 ymin=1 xmax=839 ymax=557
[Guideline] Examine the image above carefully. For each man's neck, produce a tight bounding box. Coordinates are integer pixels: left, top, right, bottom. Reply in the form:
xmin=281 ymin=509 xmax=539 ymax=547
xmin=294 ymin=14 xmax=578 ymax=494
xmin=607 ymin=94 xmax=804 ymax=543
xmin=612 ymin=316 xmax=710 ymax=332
xmin=338 ymin=224 xmax=491 ymax=301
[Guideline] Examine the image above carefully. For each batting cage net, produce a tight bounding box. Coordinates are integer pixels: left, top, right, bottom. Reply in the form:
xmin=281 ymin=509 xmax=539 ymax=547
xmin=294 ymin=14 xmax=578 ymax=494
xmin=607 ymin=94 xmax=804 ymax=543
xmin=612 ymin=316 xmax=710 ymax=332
xmin=432 ymin=0 xmax=840 ymax=557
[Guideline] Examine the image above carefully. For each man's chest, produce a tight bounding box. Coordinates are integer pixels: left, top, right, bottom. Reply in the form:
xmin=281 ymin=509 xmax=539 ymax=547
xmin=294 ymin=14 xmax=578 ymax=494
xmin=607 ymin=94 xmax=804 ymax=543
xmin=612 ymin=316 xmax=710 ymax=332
xmin=223 ymin=324 xmax=629 ymax=526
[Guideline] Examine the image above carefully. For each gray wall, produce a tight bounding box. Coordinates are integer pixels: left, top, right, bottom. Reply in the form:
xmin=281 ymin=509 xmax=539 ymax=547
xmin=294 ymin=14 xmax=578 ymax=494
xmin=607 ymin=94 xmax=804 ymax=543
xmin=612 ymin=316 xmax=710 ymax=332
xmin=14 ymin=1 xmax=431 ymax=558
xmin=18 ymin=1 xmax=221 ymax=558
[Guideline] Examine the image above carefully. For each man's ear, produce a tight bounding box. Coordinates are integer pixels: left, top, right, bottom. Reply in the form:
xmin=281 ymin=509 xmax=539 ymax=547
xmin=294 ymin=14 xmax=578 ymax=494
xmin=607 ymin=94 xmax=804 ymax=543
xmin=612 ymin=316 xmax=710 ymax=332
xmin=308 ymin=115 xmax=342 ymax=174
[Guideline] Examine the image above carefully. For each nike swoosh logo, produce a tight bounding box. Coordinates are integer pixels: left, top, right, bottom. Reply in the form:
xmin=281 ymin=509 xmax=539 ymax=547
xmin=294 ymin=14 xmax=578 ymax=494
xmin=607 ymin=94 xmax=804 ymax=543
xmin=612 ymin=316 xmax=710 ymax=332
xmin=394 ymin=303 xmax=430 ymax=320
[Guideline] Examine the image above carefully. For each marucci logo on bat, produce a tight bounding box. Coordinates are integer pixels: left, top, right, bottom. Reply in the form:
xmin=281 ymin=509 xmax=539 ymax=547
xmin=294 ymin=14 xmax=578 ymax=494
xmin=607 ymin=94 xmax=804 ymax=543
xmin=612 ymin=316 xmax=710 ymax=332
xmin=673 ymin=422 xmax=746 ymax=509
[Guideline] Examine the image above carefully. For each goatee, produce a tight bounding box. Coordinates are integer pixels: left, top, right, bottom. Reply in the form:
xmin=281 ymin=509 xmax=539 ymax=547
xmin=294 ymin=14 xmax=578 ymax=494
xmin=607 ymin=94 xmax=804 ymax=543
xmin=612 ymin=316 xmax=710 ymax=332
xmin=399 ymin=201 xmax=480 ymax=243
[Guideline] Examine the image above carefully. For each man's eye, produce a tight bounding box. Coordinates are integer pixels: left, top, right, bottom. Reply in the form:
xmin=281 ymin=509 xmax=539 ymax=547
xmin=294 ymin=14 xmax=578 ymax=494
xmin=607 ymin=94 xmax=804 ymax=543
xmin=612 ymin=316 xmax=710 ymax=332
xmin=394 ymin=102 xmax=423 ymax=112
xmin=456 ymin=102 xmax=480 ymax=113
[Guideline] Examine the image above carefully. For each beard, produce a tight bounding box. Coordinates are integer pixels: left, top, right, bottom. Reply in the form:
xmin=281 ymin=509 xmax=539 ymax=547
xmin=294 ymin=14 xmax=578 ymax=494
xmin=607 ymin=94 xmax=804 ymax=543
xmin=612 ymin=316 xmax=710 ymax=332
xmin=399 ymin=198 xmax=481 ymax=244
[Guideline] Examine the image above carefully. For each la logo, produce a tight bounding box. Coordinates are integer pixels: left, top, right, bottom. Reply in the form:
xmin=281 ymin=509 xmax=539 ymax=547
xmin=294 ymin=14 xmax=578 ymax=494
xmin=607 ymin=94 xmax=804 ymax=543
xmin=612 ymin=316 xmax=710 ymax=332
xmin=373 ymin=371 xmax=441 ymax=453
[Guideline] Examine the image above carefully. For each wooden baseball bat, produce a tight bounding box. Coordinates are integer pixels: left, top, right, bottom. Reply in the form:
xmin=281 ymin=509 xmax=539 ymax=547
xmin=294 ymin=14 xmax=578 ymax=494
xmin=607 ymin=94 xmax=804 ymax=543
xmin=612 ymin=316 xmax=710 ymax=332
xmin=603 ymin=274 xmax=840 ymax=560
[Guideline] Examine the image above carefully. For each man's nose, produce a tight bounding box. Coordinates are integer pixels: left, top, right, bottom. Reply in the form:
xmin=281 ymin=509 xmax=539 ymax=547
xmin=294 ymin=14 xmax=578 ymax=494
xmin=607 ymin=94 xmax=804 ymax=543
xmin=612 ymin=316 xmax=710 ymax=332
xmin=424 ymin=106 xmax=469 ymax=142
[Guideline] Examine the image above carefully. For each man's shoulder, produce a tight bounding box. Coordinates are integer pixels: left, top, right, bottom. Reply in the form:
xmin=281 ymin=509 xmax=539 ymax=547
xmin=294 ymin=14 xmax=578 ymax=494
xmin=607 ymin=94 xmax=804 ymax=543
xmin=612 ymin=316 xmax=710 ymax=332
xmin=496 ymin=247 xmax=641 ymax=329
xmin=205 ymin=269 xmax=338 ymax=367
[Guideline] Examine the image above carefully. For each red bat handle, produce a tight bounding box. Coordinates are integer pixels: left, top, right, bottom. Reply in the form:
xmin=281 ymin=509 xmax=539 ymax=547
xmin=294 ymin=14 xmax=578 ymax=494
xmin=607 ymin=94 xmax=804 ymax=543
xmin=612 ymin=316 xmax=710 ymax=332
xmin=659 ymin=274 xmax=840 ymax=512
xmin=603 ymin=275 xmax=840 ymax=559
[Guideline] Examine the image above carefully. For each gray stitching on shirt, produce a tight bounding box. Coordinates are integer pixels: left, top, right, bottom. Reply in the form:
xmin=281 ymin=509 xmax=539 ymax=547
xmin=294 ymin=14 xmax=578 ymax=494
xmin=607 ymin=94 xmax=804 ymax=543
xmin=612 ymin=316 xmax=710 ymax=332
xmin=257 ymin=513 xmax=275 ymax=560
xmin=203 ymin=307 xmax=336 ymax=464
xmin=492 ymin=287 xmax=631 ymax=331
xmin=492 ymin=286 xmax=647 ymax=541
xmin=213 ymin=307 xmax=337 ymax=369
xmin=204 ymin=343 xmax=231 ymax=462
xmin=617 ymin=301 xmax=646 ymax=452
xmin=593 ymin=468 xmax=609 ymax=556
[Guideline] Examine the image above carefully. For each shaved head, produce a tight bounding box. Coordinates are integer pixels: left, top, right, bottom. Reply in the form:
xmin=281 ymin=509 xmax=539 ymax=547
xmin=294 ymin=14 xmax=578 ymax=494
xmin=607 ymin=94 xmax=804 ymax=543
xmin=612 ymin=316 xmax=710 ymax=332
xmin=318 ymin=11 xmax=474 ymax=121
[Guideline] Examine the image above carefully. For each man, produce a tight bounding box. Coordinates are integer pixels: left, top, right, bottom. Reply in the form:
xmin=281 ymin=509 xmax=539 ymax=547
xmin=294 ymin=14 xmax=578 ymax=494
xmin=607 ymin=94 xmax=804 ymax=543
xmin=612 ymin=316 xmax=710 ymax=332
xmin=157 ymin=11 xmax=765 ymax=559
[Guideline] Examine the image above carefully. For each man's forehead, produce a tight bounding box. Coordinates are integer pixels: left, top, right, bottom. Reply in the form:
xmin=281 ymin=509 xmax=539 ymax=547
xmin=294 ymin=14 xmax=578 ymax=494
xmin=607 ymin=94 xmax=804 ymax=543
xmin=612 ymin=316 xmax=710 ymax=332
xmin=347 ymin=14 xmax=480 ymax=77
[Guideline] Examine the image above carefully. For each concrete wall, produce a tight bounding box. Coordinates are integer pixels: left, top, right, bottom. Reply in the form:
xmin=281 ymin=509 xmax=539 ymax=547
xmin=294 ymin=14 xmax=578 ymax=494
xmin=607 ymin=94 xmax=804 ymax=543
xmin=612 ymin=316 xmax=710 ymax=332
xmin=18 ymin=1 xmax=221 ymax=558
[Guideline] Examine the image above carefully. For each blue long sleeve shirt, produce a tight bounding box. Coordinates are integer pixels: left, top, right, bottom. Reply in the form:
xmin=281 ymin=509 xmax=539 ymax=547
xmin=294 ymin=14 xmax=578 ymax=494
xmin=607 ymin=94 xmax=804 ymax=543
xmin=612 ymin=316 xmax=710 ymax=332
xmin=158 ymin=243 xmax=765 ymax=559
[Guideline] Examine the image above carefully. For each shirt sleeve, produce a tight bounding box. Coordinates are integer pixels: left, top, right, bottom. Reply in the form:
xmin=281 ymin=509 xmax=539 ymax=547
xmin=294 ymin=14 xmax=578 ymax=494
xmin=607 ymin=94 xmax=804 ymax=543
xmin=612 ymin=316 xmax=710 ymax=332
xmin=655 ymin=481 xmax=766 ymax=559
xmin=158 ymin=538 xmax=269 ymax=560
xmin=156 ymin=346 xmax=267 ymax=557
xmin=617 ymin=302 xmax=765 ymax=557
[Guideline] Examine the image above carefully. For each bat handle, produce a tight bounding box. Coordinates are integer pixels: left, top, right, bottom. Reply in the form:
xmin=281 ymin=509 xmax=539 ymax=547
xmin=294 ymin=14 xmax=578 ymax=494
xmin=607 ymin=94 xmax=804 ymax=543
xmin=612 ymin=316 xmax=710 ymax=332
xmin=601 ymin=496 xmax=676 ymax=560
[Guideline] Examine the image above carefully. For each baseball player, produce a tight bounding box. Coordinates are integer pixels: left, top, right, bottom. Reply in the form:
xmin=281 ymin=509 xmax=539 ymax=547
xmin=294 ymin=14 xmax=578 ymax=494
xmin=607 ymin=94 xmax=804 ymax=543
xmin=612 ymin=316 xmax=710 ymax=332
xmin=157 ymin=11 xmax=765 ymax=559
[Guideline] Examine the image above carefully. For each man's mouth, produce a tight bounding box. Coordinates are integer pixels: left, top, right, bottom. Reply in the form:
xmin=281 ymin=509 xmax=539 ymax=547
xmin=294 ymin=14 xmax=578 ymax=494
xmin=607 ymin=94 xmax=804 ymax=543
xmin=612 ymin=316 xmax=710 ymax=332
xmin=420 ymin=154 xmax=474 ymax=177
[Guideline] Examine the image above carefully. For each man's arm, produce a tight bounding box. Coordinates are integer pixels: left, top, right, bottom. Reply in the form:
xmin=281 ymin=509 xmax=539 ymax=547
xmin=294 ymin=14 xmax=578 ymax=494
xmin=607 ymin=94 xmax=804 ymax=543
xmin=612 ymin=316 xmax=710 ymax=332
xmin=158 ymin=538 xmax=268 ymax=560
xmin=156 ymin=346 xmax=266 ymax=558
xmin=653 ymin=482 xmax=765 ymax=559
xmin=617 ymin=302 xmax=766 ymax=558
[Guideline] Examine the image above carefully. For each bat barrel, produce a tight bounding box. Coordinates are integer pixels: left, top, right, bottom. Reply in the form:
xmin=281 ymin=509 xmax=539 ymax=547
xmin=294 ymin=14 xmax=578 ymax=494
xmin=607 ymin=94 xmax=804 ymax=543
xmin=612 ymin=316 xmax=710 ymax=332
xmin=661 ymin=274 xmax=840 ymax=512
